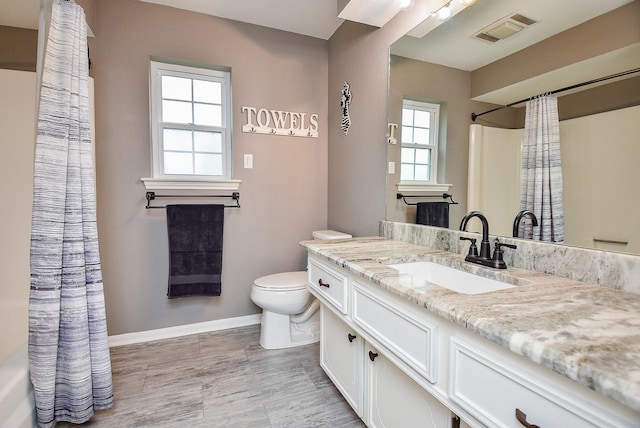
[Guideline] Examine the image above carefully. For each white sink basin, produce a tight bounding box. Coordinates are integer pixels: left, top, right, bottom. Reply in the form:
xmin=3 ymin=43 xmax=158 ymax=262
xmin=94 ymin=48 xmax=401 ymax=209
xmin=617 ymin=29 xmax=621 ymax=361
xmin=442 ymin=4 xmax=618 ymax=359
xmin=388 ymin=261 xmax=515 ymax=295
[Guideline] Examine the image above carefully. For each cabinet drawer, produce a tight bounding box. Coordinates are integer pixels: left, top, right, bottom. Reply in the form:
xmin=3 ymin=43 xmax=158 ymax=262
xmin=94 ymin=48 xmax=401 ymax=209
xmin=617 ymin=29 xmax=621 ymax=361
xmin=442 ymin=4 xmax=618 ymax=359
xmin=352 ymin=281 xmax=438 ymax=383
xmin=450 ymin=338 xmax=605 ymax=428
xmin=308 ymin=258 xmax=349 ymax=314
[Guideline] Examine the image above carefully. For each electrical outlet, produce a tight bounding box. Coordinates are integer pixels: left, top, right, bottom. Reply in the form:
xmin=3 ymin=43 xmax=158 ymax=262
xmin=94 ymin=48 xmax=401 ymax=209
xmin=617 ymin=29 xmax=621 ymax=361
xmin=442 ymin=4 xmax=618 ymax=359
xmin=244 ymin=154 xmax=253 ymax=169
xmin=388 ymin=161 xmax=395 ymax=174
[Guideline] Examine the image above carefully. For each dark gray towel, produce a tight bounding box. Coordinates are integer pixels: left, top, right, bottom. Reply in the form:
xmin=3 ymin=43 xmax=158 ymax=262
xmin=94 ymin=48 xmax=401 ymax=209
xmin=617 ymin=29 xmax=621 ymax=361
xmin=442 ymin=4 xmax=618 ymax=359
xmin=416 ymin=202 xmax=449 ymax=228
xmin=166 ymin=204 xmax=224 ymax=298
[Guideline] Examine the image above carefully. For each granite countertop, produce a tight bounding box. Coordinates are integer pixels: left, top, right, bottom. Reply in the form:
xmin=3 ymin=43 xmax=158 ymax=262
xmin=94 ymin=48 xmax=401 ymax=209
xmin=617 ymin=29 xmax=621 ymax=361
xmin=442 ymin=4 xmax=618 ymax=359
xmin=300 ymin=236 xmax=640 ymax=414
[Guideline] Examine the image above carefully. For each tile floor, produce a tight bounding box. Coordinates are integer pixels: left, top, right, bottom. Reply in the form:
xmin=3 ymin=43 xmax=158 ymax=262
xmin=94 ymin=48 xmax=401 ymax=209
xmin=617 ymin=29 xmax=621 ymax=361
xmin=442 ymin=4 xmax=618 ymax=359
xmin=57 ymin=324 xmax=364 ymax=427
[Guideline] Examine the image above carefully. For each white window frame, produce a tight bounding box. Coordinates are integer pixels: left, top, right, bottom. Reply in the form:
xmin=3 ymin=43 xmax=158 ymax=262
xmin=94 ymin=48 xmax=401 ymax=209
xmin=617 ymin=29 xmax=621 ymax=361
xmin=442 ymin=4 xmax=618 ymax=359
xmin=397 ymin=99 xmax=450 ymax=193
xmin=142 ymin=59 xmax=240 ymax=191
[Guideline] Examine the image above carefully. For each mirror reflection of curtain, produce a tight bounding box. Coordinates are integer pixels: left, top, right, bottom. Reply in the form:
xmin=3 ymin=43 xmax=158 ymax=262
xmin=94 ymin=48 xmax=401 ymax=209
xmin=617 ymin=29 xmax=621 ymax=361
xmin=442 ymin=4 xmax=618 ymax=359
xmin=520 ymin=95 xmax=564 ymax=243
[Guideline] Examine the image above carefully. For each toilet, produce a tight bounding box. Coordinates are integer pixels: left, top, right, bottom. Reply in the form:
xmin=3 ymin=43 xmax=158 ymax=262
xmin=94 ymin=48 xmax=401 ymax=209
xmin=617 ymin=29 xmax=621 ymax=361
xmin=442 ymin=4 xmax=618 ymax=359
xmin=251 ymin=230 xmax=352 ymax=349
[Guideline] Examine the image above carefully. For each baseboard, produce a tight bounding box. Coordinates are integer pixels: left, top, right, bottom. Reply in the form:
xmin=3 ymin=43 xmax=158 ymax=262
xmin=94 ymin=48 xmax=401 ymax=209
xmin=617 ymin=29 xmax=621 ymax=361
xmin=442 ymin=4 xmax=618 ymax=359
xmin=107 ymin=313 xmax=262 ymax=347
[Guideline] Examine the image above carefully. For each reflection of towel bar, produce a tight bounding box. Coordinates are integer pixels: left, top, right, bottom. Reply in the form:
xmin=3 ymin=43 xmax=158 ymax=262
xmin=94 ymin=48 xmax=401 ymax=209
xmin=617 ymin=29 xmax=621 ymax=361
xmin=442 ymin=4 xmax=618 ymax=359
xmin=593 ymin=237 xmax=628 ymax=245
xmin=396 ymin=192 xmax=457 ymax=206
xmin=145 ymin=191 xmax=240 ymax=209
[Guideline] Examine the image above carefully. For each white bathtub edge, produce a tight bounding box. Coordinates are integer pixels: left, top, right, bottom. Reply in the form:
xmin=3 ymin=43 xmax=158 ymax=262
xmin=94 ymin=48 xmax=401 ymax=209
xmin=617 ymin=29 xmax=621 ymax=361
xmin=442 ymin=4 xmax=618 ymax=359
xmin=0 ymin=346 xmax=35 ymax=428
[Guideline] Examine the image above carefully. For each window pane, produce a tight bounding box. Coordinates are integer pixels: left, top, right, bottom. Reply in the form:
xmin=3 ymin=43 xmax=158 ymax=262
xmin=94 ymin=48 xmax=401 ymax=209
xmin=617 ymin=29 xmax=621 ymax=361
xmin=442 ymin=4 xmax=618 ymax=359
xmin=194 ymin=131 xmax=222 ymax=153
xmin=194 ymin=80 xmax=221 ymax=104
xmin=402 ymin=108 xmax=414 ymax=126
xmin=415 ymin=148 xmax=431 ymax=165
xmin=400 ymin=164 xmax=414 ymax=181
xmin=195 ymin=153 xmax=222 ymax=175
xmin=163 ymin=100 xmax=192 ymax=123
xmin=414 ymin=110 xmax=430 ymax=128
xmin=415 ymin=165 xmax=430 ymax=181
xmin=194 ymin=103 xmax=221 ymax=126
xmin=414 ymin=128 xmax=430 ymax=145
xmin=401 ymin=126 xmax=414 ymax=144
xmin=401 ymin=147 xmax=415 ymax=163
xmin=163 ymin=129 xmax=192 ymax=151
xmin=162 ymin=76 xmax=191 ymax=101
xmin=164 ymin=152 xmax=193 ymax=174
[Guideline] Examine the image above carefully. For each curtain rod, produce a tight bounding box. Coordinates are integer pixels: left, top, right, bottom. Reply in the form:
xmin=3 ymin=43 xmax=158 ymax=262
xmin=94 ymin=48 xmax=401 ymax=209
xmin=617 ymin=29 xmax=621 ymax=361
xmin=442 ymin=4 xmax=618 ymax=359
xmin=471 ymin=67 xmax=640 ymax=122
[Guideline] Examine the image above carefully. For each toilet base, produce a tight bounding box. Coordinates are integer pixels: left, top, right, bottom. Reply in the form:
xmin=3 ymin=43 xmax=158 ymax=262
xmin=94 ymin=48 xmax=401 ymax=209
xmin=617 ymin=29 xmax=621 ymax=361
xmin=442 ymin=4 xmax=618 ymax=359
xmin=259 ymin=310 xmax=320 ymax=349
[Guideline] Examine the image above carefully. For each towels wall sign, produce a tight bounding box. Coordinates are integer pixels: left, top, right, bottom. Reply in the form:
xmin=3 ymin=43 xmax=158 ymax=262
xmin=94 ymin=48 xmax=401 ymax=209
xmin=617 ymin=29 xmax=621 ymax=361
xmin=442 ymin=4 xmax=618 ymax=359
xmin=241 ymin=106 xmax=318 ymax=138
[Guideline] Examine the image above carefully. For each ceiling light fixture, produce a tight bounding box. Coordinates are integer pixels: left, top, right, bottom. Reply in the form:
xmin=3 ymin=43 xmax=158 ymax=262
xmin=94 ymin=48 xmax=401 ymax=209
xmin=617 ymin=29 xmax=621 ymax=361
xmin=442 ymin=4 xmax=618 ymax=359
xmin=408 ymin=0 xmax=477 ymax=38
xmin=398 ymin=0 xmax=414 ymax=10
xmin=434 ymin=2 xmax=452 ymax=21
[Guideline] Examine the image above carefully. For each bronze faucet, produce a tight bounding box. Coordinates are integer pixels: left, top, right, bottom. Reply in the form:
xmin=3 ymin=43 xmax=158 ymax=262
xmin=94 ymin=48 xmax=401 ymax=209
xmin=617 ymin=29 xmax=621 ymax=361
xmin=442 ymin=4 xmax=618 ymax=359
xmin=513 ymin=210 xmax=539 ymax=238
xmin=460 ymin=211 xmax=516 ymax=269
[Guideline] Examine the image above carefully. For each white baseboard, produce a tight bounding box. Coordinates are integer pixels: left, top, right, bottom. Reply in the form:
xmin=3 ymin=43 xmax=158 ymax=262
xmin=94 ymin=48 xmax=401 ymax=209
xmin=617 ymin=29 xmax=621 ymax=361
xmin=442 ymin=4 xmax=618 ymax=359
xmin=107 ymin=313 xmax=262 ymax=347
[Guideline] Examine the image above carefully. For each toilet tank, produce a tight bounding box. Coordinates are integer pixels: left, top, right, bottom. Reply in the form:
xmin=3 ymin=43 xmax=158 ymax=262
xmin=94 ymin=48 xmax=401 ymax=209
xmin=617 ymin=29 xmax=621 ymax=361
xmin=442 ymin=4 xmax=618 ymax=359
xmin=312 ymin=230 xmax=352 ymax=240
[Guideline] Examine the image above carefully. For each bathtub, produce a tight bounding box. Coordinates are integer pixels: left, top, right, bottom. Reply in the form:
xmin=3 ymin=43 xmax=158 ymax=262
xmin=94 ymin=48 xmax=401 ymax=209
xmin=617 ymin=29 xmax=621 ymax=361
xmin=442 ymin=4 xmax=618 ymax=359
xmin=0 ymin=300 xmax=35 ymax=428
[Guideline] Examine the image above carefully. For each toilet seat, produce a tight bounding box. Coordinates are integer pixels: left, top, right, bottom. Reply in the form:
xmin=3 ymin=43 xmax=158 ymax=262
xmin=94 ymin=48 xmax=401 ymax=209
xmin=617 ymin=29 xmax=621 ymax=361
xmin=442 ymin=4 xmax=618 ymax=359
xmin=253 ymin=271 xmax=309 ymax=291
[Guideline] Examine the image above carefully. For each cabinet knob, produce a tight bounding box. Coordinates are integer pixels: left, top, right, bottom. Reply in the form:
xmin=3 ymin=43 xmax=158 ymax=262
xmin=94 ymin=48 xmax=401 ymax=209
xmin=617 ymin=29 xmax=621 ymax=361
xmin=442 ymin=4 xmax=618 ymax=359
xmin=368 ymin=351 xmax=379 ymax=361
xmin=318 ymin=279 xmax=330 ymax=288
xmin=347 ymin=333 xmax=356 ymax=342
xmin=515 ymin=409 xmax=541 ymax=428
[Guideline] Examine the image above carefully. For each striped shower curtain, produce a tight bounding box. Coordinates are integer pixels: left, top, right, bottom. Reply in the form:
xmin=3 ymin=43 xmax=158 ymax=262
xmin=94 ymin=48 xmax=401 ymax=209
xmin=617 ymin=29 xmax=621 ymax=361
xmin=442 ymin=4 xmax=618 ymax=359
xmin=29 ymin=1 xmax=114 ymax=427
xmin=520 ymin=95 xmax=564 ymax=243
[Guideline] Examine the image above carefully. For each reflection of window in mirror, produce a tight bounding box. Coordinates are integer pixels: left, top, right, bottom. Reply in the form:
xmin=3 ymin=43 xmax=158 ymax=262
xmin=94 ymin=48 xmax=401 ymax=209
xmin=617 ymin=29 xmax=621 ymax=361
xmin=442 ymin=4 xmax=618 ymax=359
xmin=401 ymin=100 xmax=439 ymax=183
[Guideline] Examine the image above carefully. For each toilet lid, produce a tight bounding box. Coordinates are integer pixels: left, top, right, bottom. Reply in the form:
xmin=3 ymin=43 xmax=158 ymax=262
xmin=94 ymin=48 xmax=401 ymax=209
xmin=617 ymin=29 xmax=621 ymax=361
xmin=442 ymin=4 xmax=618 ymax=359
xmin=253 ymin=271 xmax=309 ymax=291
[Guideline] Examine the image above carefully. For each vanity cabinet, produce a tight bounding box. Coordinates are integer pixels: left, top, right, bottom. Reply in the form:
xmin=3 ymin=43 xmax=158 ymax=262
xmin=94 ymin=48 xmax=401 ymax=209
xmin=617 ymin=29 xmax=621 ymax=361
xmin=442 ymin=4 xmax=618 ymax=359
xmin=308 ymin=255 xmax=638 ymax=428
xmin=320 ymin=305 xmax=454 ymax=427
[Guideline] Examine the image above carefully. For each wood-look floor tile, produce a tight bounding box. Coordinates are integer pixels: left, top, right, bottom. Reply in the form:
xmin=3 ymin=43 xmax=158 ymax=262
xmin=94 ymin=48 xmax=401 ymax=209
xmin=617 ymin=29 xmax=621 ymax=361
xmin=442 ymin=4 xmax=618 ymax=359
xmin=56 ymin=324 xmax=364 ymax=427
xmin=264 ymin=383 xmax=364 ymax=428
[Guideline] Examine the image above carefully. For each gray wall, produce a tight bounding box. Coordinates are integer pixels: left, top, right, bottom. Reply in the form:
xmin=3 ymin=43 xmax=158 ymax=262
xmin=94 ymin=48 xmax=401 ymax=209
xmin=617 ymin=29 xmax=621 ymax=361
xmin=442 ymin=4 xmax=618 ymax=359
xmin=90 ymin=0 xmax=328 ymax=335
xmin=326 ymin=5 xmax=429 ymax=237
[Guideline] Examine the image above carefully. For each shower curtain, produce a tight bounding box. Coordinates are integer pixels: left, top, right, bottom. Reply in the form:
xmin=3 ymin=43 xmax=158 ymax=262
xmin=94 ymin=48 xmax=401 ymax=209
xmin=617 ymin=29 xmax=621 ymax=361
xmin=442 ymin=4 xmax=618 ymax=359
xmin=29 ymin=1 xmax=113 ymax=427
xmin=520 ymin=95 xmax=564 ymax=242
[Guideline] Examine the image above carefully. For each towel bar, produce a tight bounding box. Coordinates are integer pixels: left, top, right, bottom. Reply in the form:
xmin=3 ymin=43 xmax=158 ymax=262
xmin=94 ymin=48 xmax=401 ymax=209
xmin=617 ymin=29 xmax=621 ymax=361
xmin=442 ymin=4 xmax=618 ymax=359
xmin=396 ymin=192 xmax=457 ymax=206
xmin=145 ymin=191 xmax=240 ymax=209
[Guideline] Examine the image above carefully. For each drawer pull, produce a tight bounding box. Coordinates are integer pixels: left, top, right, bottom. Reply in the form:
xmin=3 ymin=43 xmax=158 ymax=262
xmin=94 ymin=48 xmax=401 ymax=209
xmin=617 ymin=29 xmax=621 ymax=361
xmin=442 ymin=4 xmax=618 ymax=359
xmin=369 ymin=351 xmax=379 ymax=361
xmin=515 ymin=409 xmax=541 ymax=428
xmin=318 ymin=278 xmax=330 ymax=288
xmin=348 ymin=333 xmax=356 ymax=343
xmin=451 ymin=415 xmax=461 ymax=428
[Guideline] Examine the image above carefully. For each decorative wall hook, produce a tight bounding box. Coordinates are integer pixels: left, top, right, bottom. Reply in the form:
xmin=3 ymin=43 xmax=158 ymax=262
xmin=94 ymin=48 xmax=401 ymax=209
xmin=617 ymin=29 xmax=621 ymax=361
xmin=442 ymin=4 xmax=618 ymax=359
xmin=340 ymin=81 xmax=352 ymax=135
xmin=240 ymin=106 xmax=319 ymax=138
xmin=387 ymin=123 xmax=398 ymax=144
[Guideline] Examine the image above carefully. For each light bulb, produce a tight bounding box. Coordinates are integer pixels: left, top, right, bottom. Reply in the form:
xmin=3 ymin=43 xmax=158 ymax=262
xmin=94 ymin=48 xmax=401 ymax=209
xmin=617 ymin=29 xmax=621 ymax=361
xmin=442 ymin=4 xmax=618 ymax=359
xmin=436 ymin=4 xmax=452 ymax=20
xmin=460 ymin=0 xmax=476 ymax=6
xmin=399 ymin=0 xmax=414 ymax=9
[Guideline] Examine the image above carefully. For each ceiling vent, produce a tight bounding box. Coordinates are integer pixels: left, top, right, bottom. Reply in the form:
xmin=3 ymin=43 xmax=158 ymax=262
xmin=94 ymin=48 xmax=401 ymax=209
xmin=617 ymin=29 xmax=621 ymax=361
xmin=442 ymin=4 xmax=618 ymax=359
xmin=473 ymin=13 xmax=537 ymax=43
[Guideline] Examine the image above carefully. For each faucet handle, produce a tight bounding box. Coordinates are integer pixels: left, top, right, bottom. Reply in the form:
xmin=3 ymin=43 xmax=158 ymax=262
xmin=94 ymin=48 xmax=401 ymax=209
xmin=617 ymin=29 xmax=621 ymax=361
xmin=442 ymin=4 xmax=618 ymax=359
xmin=492 ymin=240 xmax=517 ymax=263
xmin=460 ymin=236 xmax=478 ymax=257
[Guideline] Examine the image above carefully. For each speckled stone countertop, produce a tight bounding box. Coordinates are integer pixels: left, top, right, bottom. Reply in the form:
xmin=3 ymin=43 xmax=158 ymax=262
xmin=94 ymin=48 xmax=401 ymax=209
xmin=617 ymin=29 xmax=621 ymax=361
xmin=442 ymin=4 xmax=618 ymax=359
xmin=300 ymin=236 xmax=640 ymax=414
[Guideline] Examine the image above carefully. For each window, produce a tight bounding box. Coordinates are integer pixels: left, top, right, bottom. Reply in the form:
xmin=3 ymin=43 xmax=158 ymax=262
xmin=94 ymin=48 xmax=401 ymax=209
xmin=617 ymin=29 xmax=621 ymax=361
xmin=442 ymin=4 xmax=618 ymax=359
xmin=400 ymin=100 xmax=440 ymax=183
xmin=146 ymin=59 xmax=237 ymax=190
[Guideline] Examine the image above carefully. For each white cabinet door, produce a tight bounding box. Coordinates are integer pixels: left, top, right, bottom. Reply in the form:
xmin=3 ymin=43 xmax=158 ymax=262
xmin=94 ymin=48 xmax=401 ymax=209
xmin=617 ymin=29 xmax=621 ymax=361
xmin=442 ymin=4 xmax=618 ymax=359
xmin=366 ymin=344 xmax=453 ymax=428
xmin=321 ymin=305 xmax=364 ymax=416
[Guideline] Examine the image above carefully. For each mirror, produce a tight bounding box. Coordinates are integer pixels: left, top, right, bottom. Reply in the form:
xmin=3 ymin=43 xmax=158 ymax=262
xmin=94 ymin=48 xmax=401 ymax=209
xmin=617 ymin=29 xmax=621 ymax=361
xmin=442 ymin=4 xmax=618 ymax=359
xmin=386 ymin=0 xmax=640 ymax=255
